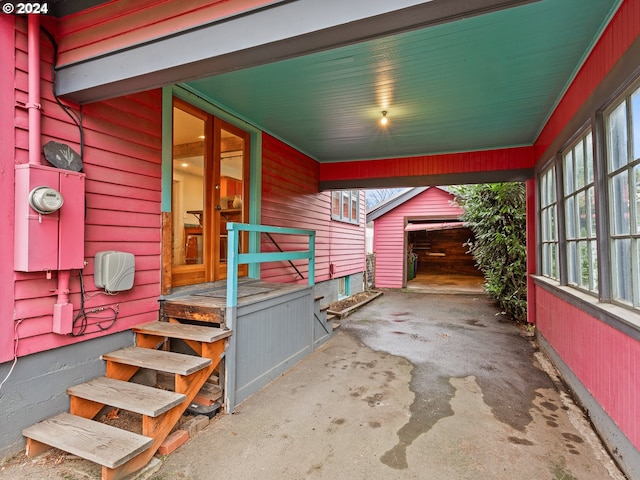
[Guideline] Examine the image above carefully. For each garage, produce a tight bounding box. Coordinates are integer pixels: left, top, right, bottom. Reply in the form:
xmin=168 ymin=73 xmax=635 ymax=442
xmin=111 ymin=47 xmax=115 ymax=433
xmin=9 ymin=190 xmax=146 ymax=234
xmin=368 ymin=187 xmax=483 ymax=289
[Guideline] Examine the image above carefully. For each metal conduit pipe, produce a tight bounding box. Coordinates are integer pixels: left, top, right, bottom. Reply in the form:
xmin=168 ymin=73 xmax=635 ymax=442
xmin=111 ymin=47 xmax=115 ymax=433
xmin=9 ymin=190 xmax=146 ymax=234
xmin=27 ymin=15 xmax=73 ymax=333
xmin=27 ymin=14 xmax=41 ymax=166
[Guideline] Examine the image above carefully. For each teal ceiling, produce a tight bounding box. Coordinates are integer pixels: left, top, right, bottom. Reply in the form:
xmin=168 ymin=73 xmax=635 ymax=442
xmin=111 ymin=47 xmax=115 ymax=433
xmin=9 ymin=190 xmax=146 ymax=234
xmin=186 ymin=0 xmax=620 ymax=163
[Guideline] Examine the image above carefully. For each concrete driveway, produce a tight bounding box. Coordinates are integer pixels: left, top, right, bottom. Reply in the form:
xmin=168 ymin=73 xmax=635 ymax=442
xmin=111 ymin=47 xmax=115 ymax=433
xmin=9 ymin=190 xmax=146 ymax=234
xmin=152 ymin=290 xmax=623 ymax=480
xmin=0 ymin=290 xmax=625 ymax=480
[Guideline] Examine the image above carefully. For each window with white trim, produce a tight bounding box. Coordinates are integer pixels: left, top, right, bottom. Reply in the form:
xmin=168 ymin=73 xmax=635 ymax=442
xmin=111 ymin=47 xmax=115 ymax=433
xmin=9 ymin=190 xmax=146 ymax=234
xmin=563 ymin=131 xmax=598 ymax=292
xmin=539 ymin=166 xmax=559 ymax=279
xmin=605 ymin=81 xmax=640 ymax=308
xmin=331 ymin=190 xmax=360 ymax=224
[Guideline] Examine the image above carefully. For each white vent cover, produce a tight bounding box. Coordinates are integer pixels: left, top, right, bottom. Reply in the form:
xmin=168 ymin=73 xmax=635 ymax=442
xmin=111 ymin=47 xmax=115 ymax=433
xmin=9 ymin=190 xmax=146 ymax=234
xmin=94 ymin=251 xmax=135 ymax=292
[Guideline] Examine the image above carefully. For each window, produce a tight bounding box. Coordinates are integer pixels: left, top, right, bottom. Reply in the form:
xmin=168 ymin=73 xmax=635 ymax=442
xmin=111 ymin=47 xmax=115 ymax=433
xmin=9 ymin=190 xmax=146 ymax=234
xmin=331 ymin=190 xmax=360 ymax=224
xmin=337 ymin=275 xmax=351 ymax=299
xmin=536 ymin=76 xmax=640 ymax=317
xmin=563 ymin=131 xmax=597 ymax=292
xmin=605 ymin=81 xmax=640 ymax=308
xmin=539 ymin=166 xmax=559 ymax=279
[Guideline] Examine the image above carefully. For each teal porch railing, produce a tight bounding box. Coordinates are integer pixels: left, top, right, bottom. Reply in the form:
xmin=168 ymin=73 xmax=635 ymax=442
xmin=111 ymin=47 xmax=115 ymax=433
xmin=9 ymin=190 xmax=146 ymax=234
xmin=224 ymin=223 xmax=316 ymax=412
xmin=225 ymin=223 xmax=316 ymax=309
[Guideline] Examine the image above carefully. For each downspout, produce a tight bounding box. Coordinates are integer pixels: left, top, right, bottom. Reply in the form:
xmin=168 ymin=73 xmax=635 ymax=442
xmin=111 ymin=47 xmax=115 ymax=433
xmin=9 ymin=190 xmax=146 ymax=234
xmin=27 ymin=15 xmax=41 ymax=166
xmin=27 ymin=15 xmax=72 ymax=332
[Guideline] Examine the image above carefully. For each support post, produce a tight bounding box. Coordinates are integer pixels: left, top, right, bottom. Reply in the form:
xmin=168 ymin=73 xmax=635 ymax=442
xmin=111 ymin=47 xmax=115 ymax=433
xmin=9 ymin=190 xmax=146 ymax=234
xmin=526 ymin=179 xmax=537 ymax=325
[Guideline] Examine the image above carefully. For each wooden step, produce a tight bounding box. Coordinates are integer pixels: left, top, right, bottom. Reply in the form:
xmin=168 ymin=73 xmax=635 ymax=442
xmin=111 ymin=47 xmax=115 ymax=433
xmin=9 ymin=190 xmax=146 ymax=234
xmin=332 ymin=322 xmax=341 ymax=331
xmin=102 ymin=347 xmax=211 ymax=376
xmin=155 ymin=372 xmax=222 ymax=403
xmin=67 ymin=377 xmax=186 ymax=417
xmin=133 ymin=321 xmax=231 ymax=343
xmin=23 ymin=412 xmax=152 ymax=469
xmin=162 ymin=299 xmax=224 ymax=323
xmin=197 ymin=383 xmax=222 ymax=404
xmin=326 ymin=313 xmax=337 ymax=322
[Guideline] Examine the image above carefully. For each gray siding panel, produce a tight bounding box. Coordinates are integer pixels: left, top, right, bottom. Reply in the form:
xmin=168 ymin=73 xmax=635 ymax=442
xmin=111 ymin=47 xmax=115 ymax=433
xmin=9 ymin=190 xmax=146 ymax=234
xmin=234 ymin=287 xmax=314 ymax=405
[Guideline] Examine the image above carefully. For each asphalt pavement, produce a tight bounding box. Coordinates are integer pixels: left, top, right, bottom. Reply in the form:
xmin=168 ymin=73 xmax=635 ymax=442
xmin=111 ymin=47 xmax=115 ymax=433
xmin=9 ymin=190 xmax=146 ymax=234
xmin=0 ymin=290 xmax=626 ymax=480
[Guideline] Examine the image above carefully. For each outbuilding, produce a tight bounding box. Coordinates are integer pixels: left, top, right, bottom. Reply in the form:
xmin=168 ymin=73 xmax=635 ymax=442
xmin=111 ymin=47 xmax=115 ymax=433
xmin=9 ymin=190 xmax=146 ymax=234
xmin=367 ymin=187 xmax=481 ymax=289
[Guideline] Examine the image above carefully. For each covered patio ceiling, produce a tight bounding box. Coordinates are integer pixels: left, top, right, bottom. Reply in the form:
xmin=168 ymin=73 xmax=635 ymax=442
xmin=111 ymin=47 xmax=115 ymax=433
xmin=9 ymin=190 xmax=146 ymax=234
xmin=184 ymin=0 xmax=620 ymax=163
xmin=56 ymin=0 xmax=622 ymax=167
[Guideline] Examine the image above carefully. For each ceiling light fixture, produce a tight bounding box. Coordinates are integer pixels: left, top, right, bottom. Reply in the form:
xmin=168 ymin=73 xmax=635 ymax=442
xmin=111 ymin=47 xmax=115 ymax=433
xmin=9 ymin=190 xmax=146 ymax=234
xmin=380 ymin=111 xmax=388 ymax=126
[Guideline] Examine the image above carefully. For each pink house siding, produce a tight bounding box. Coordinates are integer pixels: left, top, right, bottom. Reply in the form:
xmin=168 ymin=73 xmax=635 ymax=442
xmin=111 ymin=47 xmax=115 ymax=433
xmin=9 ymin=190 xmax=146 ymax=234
xmin=535 ymin=287 xmax=639 ymax=451
xmin=261 ymin=133 xmax=365 ymax=284
xmin=373 ymin=213 xmax=405 ymax=288
xmin=373 ymin=187 xmax=462 ymax=288
xmin=8 ymin=16 xmax=163 ymax=362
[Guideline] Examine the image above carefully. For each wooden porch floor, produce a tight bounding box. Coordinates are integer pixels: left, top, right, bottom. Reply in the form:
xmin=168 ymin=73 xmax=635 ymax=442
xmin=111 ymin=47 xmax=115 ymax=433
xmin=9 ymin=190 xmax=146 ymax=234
xmin=160 ymin=278 xmax=310 ymax=324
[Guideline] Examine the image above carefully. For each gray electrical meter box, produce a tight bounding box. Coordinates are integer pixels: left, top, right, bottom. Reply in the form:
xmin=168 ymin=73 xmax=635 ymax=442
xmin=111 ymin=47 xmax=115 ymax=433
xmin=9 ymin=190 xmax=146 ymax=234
xmin=94 ymin=251 xmax=135 ymax=292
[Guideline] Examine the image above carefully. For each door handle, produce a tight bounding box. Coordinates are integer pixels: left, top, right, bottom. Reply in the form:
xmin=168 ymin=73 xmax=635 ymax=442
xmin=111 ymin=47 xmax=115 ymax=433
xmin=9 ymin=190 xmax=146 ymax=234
xmin=215 ymin=205 xmax=222 ymax=211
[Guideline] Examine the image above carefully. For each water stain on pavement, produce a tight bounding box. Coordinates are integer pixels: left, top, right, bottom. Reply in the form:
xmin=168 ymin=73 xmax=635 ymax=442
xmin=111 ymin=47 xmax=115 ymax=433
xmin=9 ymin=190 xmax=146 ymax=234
xmin=380 ymin=370 xmax=455 ymax=469
xmin=508 ymin=436 xmax=535 ymax=445
xmin=562 ymin=432 xmax=584 ymax=443
xmin=345 ymin=292 xmax=562 ymax=470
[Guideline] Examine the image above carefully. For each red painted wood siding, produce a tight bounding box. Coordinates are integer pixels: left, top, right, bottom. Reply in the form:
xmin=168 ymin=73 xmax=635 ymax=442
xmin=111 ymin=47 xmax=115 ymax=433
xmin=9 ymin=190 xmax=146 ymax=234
xmin=320 ymin=146 xmax=534 ymax=184
xmin=8 ymin=17 xmax=162 ymax=361
xmin=535 ymin=0 xmax=640 ymax=161
xmin=535 ymin=287 xmax=640 ymax=451
xmin=0 ymin=15 xmax=17 ymax=363
xmin=261 ymin=133 xmax=365 ymax=284
xmin=56 ymin=0 xmax=278 ymax=67
xmin=373 ymin=187 xmax=463 ymax=288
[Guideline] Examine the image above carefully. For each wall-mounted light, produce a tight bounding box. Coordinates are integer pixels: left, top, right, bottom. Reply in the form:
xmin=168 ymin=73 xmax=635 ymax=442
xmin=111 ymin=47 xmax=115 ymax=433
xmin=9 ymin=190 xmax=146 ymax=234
xmin=380 ymin=111 xmax=388 ymax=126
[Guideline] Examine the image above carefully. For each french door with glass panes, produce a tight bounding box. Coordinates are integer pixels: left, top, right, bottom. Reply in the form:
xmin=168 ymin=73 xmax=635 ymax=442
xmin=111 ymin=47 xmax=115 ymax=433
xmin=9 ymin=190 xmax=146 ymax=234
xmin=170 ymin=99 xmax=249 ymax=288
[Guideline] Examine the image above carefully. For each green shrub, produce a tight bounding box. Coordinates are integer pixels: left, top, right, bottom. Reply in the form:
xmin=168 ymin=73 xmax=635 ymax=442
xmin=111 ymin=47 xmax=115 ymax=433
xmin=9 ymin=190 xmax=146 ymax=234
xmin=452 ymin=183 xmax=527 ymax=323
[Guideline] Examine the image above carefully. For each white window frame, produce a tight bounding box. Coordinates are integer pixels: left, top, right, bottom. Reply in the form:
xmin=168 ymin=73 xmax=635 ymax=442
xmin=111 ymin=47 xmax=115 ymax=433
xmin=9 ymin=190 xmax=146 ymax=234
xmin=604 ymin=80 xmax=640 ymax=308
xmin=563 ymin=131 xmax=598 ymax=293
xmin=331 ymin=190 xmax=360 ymax=224
xmin=539 ymin=165 xmax=559 ymax=279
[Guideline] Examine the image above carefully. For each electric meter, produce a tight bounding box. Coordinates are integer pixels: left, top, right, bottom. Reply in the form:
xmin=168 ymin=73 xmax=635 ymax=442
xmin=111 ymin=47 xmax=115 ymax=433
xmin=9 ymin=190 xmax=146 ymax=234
xmin=28 ymin=186 xmax=64 ymax=214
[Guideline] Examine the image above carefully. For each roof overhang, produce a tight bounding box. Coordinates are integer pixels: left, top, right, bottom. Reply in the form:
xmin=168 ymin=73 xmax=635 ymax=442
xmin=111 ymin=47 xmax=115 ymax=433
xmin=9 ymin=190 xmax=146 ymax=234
xmin=49 ymin=0 xmax=627 ymax=189
xmin=367 ymin=187 xmax=429 ymax=222
xmin=55 ymin=0 xmax=540 ymax=104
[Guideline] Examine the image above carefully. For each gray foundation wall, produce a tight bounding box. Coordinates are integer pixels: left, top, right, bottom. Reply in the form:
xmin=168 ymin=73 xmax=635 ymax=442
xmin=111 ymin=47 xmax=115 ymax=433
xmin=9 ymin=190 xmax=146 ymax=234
xmin=313 ymin=272 xmax=364 ymax=310
xmin=0 ymin=331 xmax=134 ymax=459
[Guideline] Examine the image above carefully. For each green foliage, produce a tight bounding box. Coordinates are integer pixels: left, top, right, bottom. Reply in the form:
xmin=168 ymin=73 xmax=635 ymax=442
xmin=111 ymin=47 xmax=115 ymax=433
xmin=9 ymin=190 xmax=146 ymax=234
xmin=452 ymin=183 xmax=527 ymax=323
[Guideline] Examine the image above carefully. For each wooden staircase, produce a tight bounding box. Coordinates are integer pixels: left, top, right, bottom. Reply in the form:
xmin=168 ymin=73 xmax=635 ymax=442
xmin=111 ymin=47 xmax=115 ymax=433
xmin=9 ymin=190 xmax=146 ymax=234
xmin=314 ymin=296 xmax=340 ymax=335
xmin=22 ymin=321 xmax=231 ymax=480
